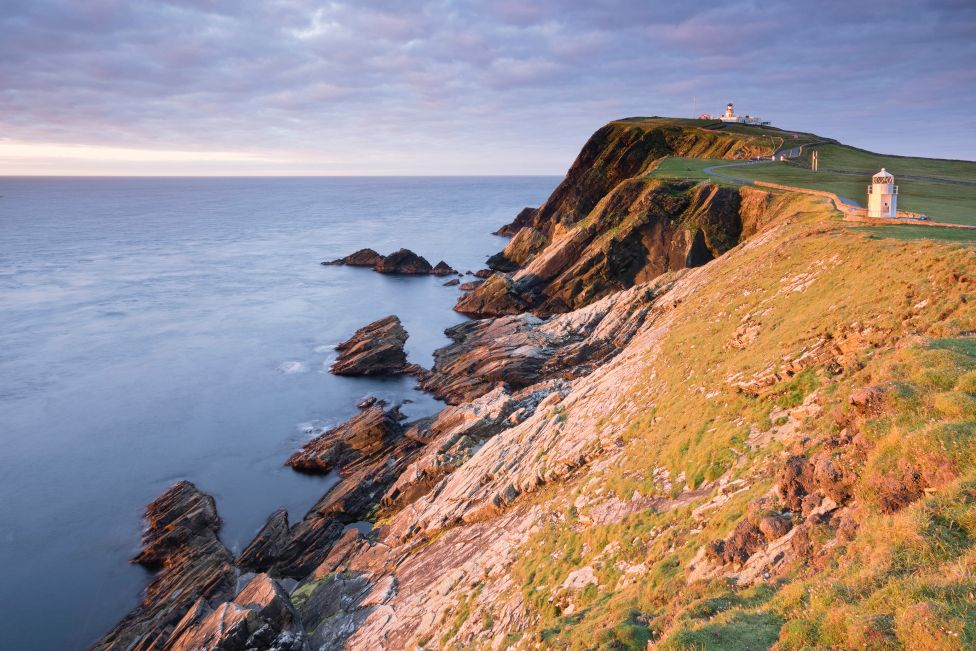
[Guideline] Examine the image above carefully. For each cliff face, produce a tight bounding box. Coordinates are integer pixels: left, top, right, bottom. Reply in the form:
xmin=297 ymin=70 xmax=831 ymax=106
xmin=461 ymin=121 xmax=778 ymax=319
xmin=99 ymin=118 xmax=976 ymax=651
xmin=512 ymin=121 xmax=773 ymax=239
xmin=459 ymin=180 xmax=789 ymax=318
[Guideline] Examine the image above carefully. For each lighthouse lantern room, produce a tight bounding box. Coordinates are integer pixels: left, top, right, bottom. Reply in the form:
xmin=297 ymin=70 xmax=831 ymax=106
xmin=867 ymin=168 xmax=898 ymax=218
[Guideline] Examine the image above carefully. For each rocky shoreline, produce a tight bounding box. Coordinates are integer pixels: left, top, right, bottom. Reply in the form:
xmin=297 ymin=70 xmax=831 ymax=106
xmin=93 ymin=118 xmax=975 ymax=650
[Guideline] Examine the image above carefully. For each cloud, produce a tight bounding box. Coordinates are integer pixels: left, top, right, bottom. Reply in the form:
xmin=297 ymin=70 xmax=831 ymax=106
xmin=1 ymin=0 xmax=974 ymax=174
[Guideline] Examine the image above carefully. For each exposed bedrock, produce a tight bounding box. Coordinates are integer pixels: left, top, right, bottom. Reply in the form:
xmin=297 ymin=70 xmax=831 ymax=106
xmin=92 ymin=481 xmax=237 ymax=651
xmin=330 ymin=315 xmax=409 ymax=376
xmin=494 ymin=206 xmax=538 ymax=236
xmin=514 ymin=120 xmax=770 ymax=239
xmin=237 ymin=402 xmax=421 ymax=579
xmin=457 ymin=179 xmax=754 ymax=318
xmin=165 ymin=573 xmax=306 ymax=651
xmin=485 ymin=226 xmax=548 ymax=272
xmin=420 ymin=278 xmax=669 ymax=405
xmin=323 ymin=247 xmax=455 ymax=276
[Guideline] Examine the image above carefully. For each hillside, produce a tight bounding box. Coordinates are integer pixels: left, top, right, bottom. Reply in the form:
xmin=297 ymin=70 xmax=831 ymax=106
xmin=95 ymin=119 xmax=976 ymax=651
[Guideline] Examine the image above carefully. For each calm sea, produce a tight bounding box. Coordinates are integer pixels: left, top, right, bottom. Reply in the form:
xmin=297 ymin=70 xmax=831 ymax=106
xmin=0 ymin=176 xmax=557 ymax=650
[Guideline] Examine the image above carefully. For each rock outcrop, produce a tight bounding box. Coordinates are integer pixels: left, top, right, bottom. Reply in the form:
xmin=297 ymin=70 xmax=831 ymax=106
xmin=287 ymin=402 xmax=405 ymax=473
xmin=330 ymin=315 xmax=409 ymax=376
xmin=324 ymin=248 xmax=455 ymax=275
xmin=93 ymin=481 xmax=237 ymax=651
xmin=165 ymin=574 xmax=305 ymax=651
xmin=494 ymin=206 xmax=538 ymax=236
xmin=457 ymin=179 xmax=751 ymax=317
xmin=322 ymin=248 xmax=383 ymax=267
xmin=420 ymin=279 xmax=665 ymax=404
xmin=485 ymin=226 xmax=548 ymax=272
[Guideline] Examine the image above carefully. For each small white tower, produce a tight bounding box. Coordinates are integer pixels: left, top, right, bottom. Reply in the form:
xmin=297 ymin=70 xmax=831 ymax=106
xmin=867 ymin=168 xmax=898 ymax=218
xmin=724 ymin=102 xmax=735 ymax=119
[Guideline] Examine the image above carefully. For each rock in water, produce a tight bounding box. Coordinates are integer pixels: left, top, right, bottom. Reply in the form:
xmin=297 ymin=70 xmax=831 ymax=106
xmin=287 ymin=402 xmax=405 ymax=473
xmin=93 ymin=481 xmax=236 ymax=651
xmin=331 ymin=315 xmax=409 ymax=376
xmin=431 ymin=260 xmax=456 ymax=275
xmin=374 ymin=248 xmax=433 ymax=274
xmin=321 ymin=248 xmax=383 ymax=267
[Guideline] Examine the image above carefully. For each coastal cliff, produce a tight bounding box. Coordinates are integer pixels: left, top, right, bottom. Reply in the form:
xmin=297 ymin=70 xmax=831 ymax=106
xmin=96 ymin=119 xmax=976 ymax=650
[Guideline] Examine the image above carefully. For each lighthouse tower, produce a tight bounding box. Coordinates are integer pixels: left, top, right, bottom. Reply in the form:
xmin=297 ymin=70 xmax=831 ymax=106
xmin=867 ymin=168 xmax=898 ymax=218
xmin=723 ymin=102 xmax=735 ymax=119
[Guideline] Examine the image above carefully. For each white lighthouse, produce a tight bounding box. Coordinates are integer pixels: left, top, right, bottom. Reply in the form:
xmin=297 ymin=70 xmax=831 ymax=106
xmin=867 ymin=168 xmax=898 ymax=218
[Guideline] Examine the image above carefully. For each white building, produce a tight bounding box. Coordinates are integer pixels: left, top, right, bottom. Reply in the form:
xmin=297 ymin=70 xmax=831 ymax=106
xmin=698 ymin=102 xmax=770 ymax=126
xmin=867 ymin=168 xmax=898 ymax=218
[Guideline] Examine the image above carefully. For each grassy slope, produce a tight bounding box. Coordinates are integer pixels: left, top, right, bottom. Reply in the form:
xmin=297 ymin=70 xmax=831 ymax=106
xmin=626 ymin=117 xmax=976 ymax=226
xmin=494 ymin=200 xmax=976 ymax=650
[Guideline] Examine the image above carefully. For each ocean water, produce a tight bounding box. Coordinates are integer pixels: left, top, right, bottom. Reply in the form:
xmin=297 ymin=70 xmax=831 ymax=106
xmin=0 ymin=176 xmax=557 ymax=650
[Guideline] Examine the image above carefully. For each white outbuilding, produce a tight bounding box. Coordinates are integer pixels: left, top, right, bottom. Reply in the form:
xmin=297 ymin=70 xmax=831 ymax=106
xmin=867 ymin=168 xmax=898 ymax=218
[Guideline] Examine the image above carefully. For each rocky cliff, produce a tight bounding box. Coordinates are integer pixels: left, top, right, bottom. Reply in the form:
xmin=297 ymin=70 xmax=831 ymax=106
xmin=97 ymin=118 xmax=976 ymax=651
xmin=460 ymin=120 xmax=779 ymax=318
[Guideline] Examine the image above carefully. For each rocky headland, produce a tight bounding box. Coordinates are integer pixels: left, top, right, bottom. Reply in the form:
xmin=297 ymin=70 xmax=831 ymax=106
xmin=97 ymin=118 xmax=976 ymax=650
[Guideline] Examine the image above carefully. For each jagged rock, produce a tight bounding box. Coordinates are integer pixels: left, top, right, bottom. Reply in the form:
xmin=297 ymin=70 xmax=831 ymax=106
xmin=331 ymin=315 xmax=409 ymax=376
xmin=458 ymin=179 xmax=747 ymax=318
xmin=486 ymin=226 xmax=548 ymax=271
xmin=237 ymin=508 xmax=291 ymax=573
xmin=374 ymin=248 xmax=433 ymax=274
xmin=287 ymin=403 xmax=404 ymax=473
xmin=472 ymin=268 xmax=494 ymax=278
xmin=494 ymin=207 xmax=538 ymax=236
xmin=443 ymin=278 xmax=460 ymax=286
xmin=93 ymin=481 xmax=237 ymax=651
xmin=380 ymin=383 xmax=563 ymax=515
xmin=166 ymin=574 xmax=305 ymax=651
xmin=420 ymin=282 xmax=662 ymax=404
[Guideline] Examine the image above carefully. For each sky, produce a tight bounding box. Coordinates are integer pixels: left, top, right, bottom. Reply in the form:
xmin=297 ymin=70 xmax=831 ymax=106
xmin=1 ymin=0 xmax=974 ymax=175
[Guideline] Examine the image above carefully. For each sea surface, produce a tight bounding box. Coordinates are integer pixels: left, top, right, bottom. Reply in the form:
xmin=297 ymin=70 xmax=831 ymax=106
xmin=0 ymin=176 xmax=558 ymax=650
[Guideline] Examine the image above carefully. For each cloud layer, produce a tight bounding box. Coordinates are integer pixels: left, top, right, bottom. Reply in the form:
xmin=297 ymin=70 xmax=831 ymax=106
xmin=2 ymin=0 xmax=974 ymax=174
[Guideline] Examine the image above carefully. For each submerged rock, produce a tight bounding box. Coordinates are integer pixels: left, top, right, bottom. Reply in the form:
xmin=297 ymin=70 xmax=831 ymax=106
xmin=93 ymin=481 xmax=237 ymax=651
xmin=331 ymin=315 xmax=409 ymax=376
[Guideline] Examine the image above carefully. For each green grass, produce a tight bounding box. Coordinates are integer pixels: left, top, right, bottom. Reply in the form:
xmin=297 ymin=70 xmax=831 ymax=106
xmin=646 ymin=157 xmax=731 ymax=182
xmin=728 ymin=144 xmax=976 ymax=225
xmin=853 ymin=224 xmax=976 ymax=243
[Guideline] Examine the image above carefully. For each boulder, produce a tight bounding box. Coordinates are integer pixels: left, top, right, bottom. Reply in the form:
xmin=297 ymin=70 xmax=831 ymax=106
xmin=93 ymin=481 xmax=237 ymax=651
xmin=443 ymin=278 xmax=460 ymax=287
xmin=331 ymin=315 xmax=409 ymax=376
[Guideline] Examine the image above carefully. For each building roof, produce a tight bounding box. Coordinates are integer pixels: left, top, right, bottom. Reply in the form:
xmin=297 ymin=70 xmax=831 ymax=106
xmin=873 ymin=168 xmax=894 ymax=179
